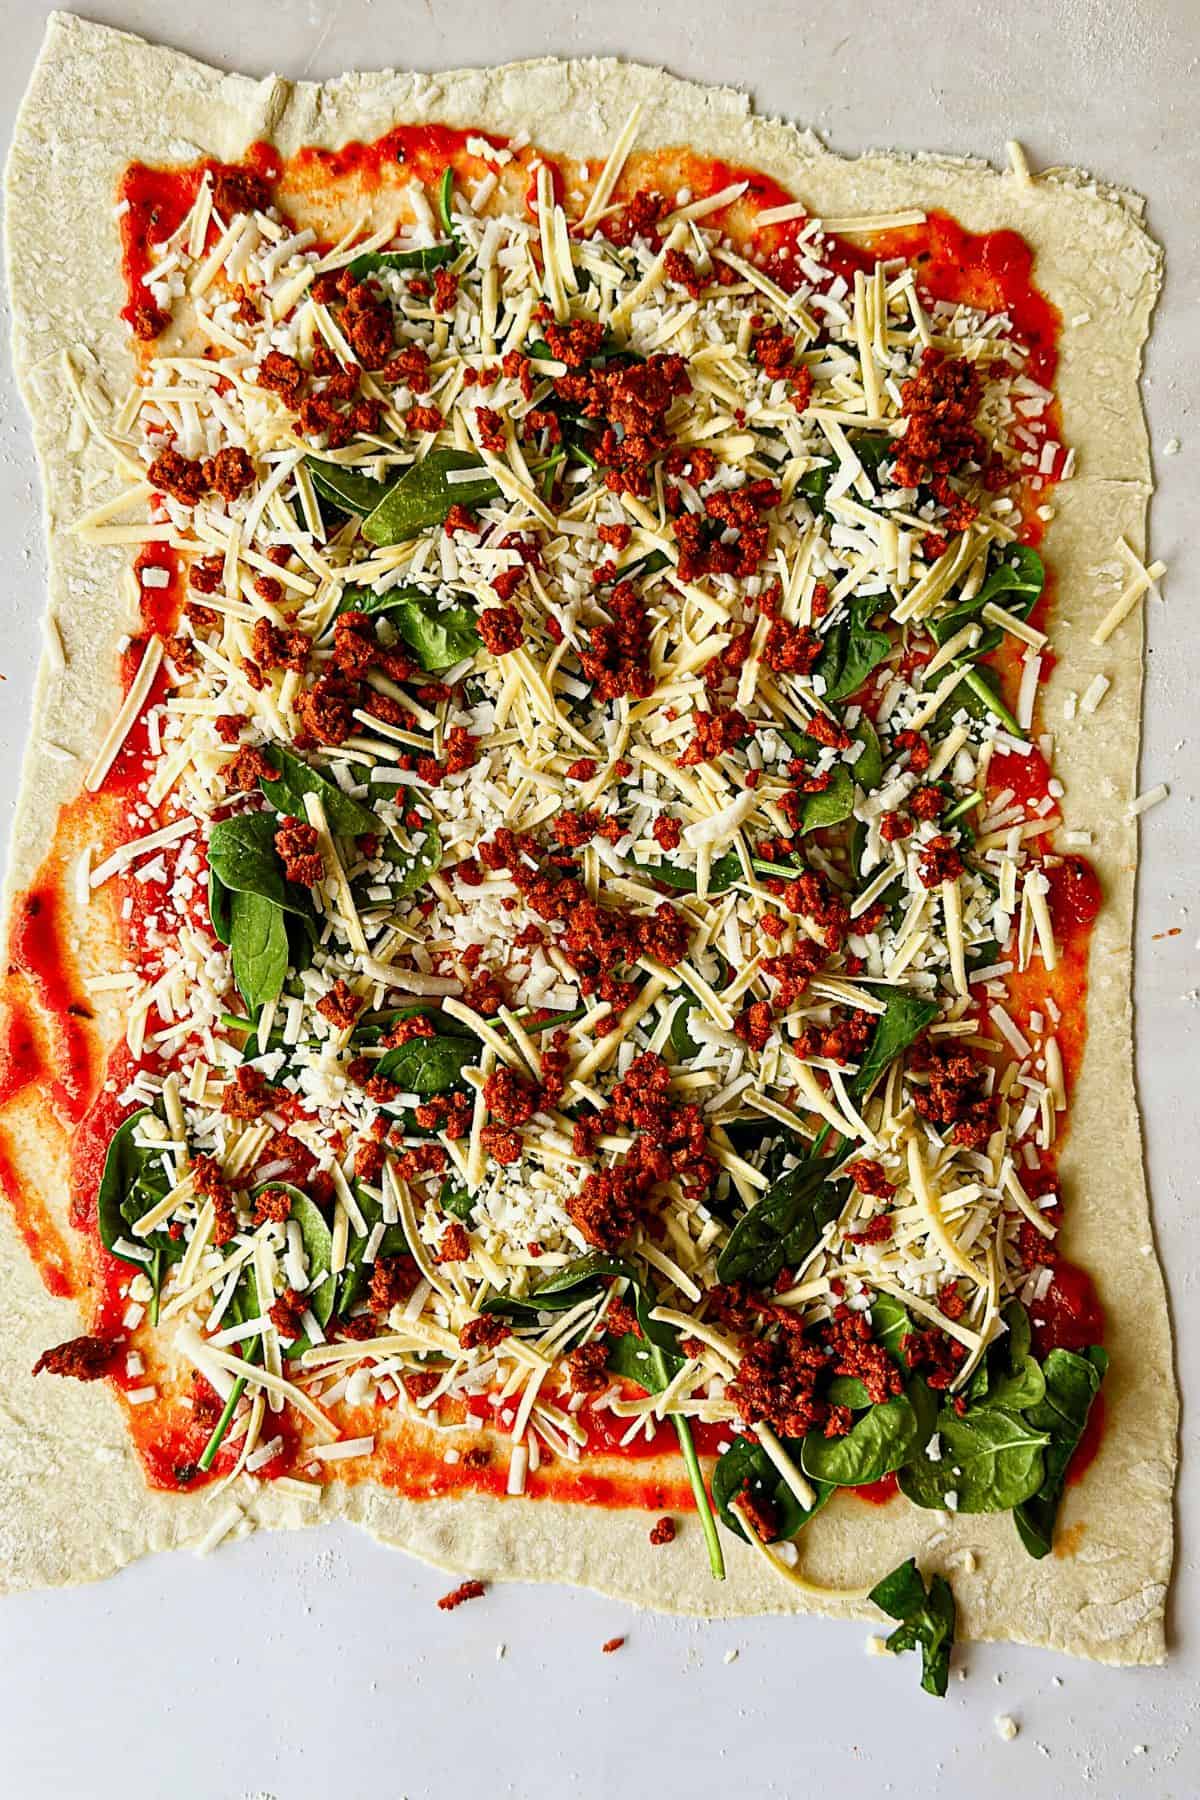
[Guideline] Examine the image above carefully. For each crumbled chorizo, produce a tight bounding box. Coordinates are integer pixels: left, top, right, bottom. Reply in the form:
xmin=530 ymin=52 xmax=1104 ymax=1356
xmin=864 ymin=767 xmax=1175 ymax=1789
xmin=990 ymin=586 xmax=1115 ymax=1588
xmin=148 ymin=448 xmax=207 ymax=506
xmin=315 ymin=978 xmax=361 ymax=1031
xmin=275 ymin=818 xmax=324 ymax=887
xmin=437 ymin=1579 xmax=486 ymax=1611
xmin=32 ymin=1334 xmax=118 ymax=1380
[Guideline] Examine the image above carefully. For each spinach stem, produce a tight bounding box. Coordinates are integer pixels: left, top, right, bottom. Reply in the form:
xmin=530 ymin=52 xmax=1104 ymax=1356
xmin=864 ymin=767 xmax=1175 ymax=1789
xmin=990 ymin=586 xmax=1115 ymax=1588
xmin=962 ymin=668 xmax=1025 ymax=739
xmin=673 ymin=1416 xmax=726 ymax=1582
xmin=198 ymin=1377 xmax=246 ymax=1472
xmin=149 ymin=1246 xmax=162 ymax=1328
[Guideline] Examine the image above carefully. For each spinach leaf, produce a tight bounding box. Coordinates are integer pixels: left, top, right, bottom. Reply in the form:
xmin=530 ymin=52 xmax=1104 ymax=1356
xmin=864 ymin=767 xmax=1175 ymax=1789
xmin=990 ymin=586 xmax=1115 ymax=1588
xmin=207 ymin=813 xmax=315 ymax=919
xmin=932 ymin=545 xmax=1045 ymax=659
xmin=900 ymin=1407 xmax=1050 ymax=1513
xmin=821 ymin=611 xmax=893 ymax=704
xmin=851 ymin=990 xmax=938 ymax=1097
xmin=358 ymin=824 xmax=443 ymax=903
xmin=869 ymin=1558 xmax=956 ymax=1698
xmin=801 ymin=1392 xmax=919 ymax=1486
xmin=96 ymin=1109 xmax=182 ymax=1269
xmin=229 ymin=887 xmax=289 ymax=1014
xmin=307 ymin=458 xmax=389 ymax=517
xmin=669 ymin=992 xmax=701 ymax=1062
xmin=374 ymin=1029 xmax=478 ymax=1095
xmin=259 ymin=744 xmax=377 ymax=838
xmin=252 ymin=1183 xmax=335 ymax=1353
xmin=969 ymin=1300 xmax=1045 ymax=1412
xmin=208 ymin=865 xmax=234 ymax=946
xmin=480 ymin=1252 xmax=639 ymax=1320
xmin=625 ymin=850 xmax=743 ymax=894
xmin=869 ymin=1291 xmax=915 ymax=1369
xmin=716 ymin=1156 xmax=840 ymax=1288
xmin=347 ymin=241 xmax=456 ymax=277
xmin=335 ymin=1185 xmax=412 ymax=1316
xmin=827 ymin=1374 xmax=873 ymax=1410
xmin=1014 ymin=1346 xmax=1107 ymax=1559
xmin=712 ymin=1433 xmax=834 ymax=1543
xmin=440 ymin=1177 xmax=475 ymax=1223
xmin=362 ymin=448 xmax=500 ymax=546
xmin=374 ymin=590 xmax=481 ymax=670
xmin=785 ymin=717 xmax=883 ymax=833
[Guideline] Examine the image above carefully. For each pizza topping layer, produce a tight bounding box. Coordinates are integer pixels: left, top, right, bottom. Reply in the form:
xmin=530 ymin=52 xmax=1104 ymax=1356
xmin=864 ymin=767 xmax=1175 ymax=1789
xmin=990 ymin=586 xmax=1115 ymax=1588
xmin=36 ymin=124 xmax=1117 ymax=1677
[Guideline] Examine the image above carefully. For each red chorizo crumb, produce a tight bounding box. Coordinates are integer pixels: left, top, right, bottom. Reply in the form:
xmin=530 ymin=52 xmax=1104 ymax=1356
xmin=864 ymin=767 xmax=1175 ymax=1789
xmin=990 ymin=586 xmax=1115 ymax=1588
xmin=649 ymin=1516 xmax=676 ymax=1546
xmin=383 ymin=344 xmax=432 ymax=391
xmin=847 ymin=1159 xmax=896 ymax=1200
xmin=437 ymin=1579 xmax=487 ymax=1611
xmin=257 ymin=349 xmax=306 ymax=406
xmin=251 ymin=617 xmax=309 ymax=672
xmin=275 ymin=818 xmax=324 ymax=887
xmin=602 ymin=1636 xmax=626 ymax=1654
xmin=189 ymin=554 xmax=225 ymax=595
xmin=219 ymin=1065 xmax=275 ymax=1121
xmin=340 ymin=281 xmax=394 ymax=369
xmin=32 ymin=1334 xmax=118 ymax=1380
xmin=565 ymin=1339 xmax=610 ymax=1393
xmin=204 ymin=445 xmax=255 ymax=502
xmin=917 ymin=833 xmax=964 ymax=888
xmin=211 ymin=166 xmax=272 ymax=218
xmin=253 ymin=1187 xmax=293 ymax=1225
xmin=458 ymin=1316 xmax=512 ymax=1351
xmin=315 ymin=978 xmax=361 ymax=1031
xmin=131 ymin=302 xmax=170 ymax=341
xmin=478 ymin=604 xmax=524 ymax=654
xmin=436 ymin=1222 xmax=471 ymax=1263
xmin=148 ymin=448 xmax=207 ymax=506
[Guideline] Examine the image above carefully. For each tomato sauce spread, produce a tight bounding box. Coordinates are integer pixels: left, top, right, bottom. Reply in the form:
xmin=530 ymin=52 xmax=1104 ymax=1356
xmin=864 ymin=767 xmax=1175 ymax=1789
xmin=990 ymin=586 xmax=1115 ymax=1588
xmin=0 ymin=115 xmax=1108 ymax=1542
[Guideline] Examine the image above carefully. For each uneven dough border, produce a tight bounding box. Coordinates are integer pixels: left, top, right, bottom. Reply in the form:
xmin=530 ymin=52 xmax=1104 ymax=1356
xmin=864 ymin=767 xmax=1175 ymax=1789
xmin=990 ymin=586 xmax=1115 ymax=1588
xmin=0 ymin=11 xmax=1175 ymax=1662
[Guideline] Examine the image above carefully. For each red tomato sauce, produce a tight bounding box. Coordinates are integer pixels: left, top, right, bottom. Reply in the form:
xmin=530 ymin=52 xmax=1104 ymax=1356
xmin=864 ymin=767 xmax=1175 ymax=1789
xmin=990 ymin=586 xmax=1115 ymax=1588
xmin=8 ymin=128 xmax=1099 ymax=1513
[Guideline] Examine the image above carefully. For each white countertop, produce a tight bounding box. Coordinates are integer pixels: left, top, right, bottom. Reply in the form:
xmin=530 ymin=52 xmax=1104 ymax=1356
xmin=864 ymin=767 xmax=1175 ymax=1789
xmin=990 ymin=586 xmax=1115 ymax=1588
xmin=1 ymin=4 xmax=1196 ymax=1795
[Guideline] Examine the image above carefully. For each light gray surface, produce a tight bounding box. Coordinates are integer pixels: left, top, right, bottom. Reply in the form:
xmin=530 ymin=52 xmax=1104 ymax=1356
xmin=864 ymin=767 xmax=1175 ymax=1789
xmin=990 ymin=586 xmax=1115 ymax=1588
xmin=0 ymin=4 xmax=1196 ymax=1795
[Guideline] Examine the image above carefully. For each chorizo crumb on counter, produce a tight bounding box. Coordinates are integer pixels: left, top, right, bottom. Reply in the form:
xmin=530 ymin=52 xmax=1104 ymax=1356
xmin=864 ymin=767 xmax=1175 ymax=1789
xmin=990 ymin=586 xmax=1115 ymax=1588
xmin=26 ymin=114 xmax=1135 ymax=1695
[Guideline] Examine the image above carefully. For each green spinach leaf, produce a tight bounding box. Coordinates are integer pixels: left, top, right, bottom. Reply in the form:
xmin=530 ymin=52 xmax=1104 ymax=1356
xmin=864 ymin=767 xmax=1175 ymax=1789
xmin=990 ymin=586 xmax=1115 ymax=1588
xmin=259 ymin=744 xmax=377 ymax=838
xmin=207 ymin=813 xmax=315 ymax=918
xmin=375 ymin=590 xmax=481 ymax=670
xmin=307 ymin=458 xmax=389 ymax=517
xmin=869 ymin=1558 xmax=956 ymax=1698
xmin=362 ymin=448 xmax=500 ymax=545
xmin=851 ymin=990 xmax=938 ymax=1097
xmin=784 ymin=717 xmax=883 ymax=833
xmin=712 ymin=1433 xmax=834 ymax=1542
xmin=900 ymin=1407 xmax=1050 ymax=1513
xmin=1014 ymin=1347 xmax=1107 ymax=1559
xmin=374 ymin=1029 xmax=478 ymax=1095
xmin=96 ymin=1108 xmax=182 ymax=1269
xmin=716 ymin=1156 xmax=840 ymax=1288
xmin=347 ymin=241 xmax=456 ymax=278
xmin=801 ymin=1392 xmax=919 ymax=1486
xmin=229 ymin=887 xmax=290 ymax=1014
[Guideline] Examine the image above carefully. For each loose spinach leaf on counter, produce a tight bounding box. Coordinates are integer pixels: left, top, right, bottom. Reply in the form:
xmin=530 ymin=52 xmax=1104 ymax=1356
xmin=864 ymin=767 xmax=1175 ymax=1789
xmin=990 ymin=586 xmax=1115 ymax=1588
xmin=800 ymin=1390 xmax=920 ymax=1487
xmin=869 ymin=1558 xmax=957 ymax=1698
xmin=362 ymin=448 xmax=500 ymax=545
xmin=851 ymin=990 xmax=939 ymax=1098
xmin=1014 ymin=1346 xmax=1108 ymax=1559
xmin=716 ymin=1155 xmax=840 ymax=1288
xmin=96 ymin=1108 xmax=184 ymax=1270
xmin=711 ymin=1434 xmax=835 ymax=1543
xmin=259 ymin=743 xmax=377 ymax=838
xmin=374 ymin=1028 xmax=478 ymax=1096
